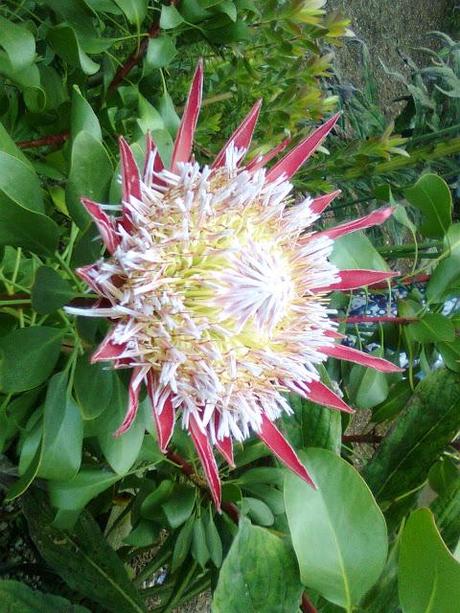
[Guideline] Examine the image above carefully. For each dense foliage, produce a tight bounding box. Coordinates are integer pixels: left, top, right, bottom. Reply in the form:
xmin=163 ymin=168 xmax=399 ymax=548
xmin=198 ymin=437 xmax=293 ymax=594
xmin=0 ymin=1 xmax=459 ymax=612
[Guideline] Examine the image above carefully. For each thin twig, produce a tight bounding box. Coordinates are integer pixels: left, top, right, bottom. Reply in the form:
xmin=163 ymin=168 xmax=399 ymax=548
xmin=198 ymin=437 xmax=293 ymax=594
xmin=16 ymin=132 xmax=69 ymax=149
xmin=107 ymin=1 xmax=178 ymax=96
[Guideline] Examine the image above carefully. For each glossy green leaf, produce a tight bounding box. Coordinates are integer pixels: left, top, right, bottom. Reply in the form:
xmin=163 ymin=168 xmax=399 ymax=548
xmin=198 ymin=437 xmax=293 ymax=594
xmin=212 ymin=518 xmax=302 ymax=612
xmin=113 ymin=0 xmax=148 ymax=26
xmin=426 ymin=255 xmax=460 ymax=303
xmin=404 ymin=173 xmax=452 ymax=238
xmin=48 ymin=468 xmax=120 ymax=510
xmin=0 ymin=580 xmax=89 ymax=612
xmin=124 ymin=520 xmax=160 ymax=547
xmin=399 ymin=508 xmax=460 ymax=613
xmin=32 ymin=266 xmax=75 ymax=314
xmin=192 ymin=515 xmax=210 ymax=569
xmin=348 ymin=363 xmax=389 ymax=409
xmin=244 ymin=497 xmax=274 ymax=526
xmin=38 ymin=372 xmax=83 ymax=481
xmin=171 ymin=515 xmax=195 ymax=572
xmin=408 ymin=313 xmax=455 ymax=343
xmin=71 ymin=85 xmax=102 ymax=140
xmin=330 ymin=231 xmax=388 ymax=270
xmin=438 ymin=339 xmax=460 ymax=372
xmin=145 ymin=36 xmax=177 ymax=71
xmin=160 ymin=5 xmax=185 ymax=28
xmin=363 ymin=368 xmax=460 ymax=504
xmin=6 ymin=445 xmax=42 ymax=501
xmin=0 ymin=16 xmax=35 ymax=71
xmin=162 ymin=483 xmax=196 ymax=528
xmin=74 ymin=352 xmax=113 ymax=419
xmin=205 ymin=509 xmax=222 ymax=567
xmin=66 ymin=131 xmax=113 ymax=228
xmin=0 ymin=327 xmax=63 ymax=393
xmin=97 ymin=374 xmax=144 ymax=475
xmin=431 ymin=478 xmax=460 ymax=552
xmin=0 ymin=121 xmax=32 ymax=166
xmin=371 ymin=380 xmax=412 ymax=424
xmin=23 ymin=490 xmax=146 ymax=613
xmin=141 ymin=480 xmax=174 ymax=519
xmin=0 ymin=197 xmax=59 ymax=255
xmin=285 ymin=448 xmax=388 ymax=609
xmin=0 ymin=152 xmax=44 ymax=213
xmin=47 ymin=25 xmax=100 ymax=75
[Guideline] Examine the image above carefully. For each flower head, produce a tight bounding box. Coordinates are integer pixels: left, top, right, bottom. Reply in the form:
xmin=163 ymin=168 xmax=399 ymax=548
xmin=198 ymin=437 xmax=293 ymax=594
xmin=67 ymin=61 xmax=401 ymax=509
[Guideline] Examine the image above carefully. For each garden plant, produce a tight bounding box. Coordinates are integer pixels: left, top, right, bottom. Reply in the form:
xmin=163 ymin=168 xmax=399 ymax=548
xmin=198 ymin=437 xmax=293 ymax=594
xmin=0 ymin=1 xmax=459 ymax=612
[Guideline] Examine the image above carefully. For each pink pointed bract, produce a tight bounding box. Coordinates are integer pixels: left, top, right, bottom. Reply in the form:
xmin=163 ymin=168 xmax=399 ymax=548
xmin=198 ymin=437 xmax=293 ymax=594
xmin=66 ymin=62 xmax=401 ymax=508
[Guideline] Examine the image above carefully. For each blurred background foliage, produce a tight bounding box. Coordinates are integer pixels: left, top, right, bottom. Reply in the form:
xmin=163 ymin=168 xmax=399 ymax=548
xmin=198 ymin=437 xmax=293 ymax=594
xmin=0 ymin=1 xmax=459 ymax=612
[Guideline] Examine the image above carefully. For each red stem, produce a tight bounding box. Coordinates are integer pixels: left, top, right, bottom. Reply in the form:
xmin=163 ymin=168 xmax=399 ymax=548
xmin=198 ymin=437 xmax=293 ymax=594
xmin=107 ymin=0 xmax=178 ymax=95
xmin=335 ymin=315 xmax=417 ymax=325
xmin=16 ymin=132 xmax=69 ymax=149
xmin=301 ymin=593 xmax=318 ymax=613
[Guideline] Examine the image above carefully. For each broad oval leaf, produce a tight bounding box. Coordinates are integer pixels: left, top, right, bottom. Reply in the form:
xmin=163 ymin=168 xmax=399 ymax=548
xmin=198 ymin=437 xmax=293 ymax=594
xmin=285 ymin=448 xmax=388 ymax=609
xmin=66 ymin=131 xmax=113 ymax=228
xmin=32 ymin=266 xmax=75 ymax=314
xmin=48 ymin=468 xmax=120 ymax=510
xmin=47 ymin=25 xmax=99 ymax=75
xmin=74 ymin=352 xmax=114 ymax=419
xmin=0 ymin=16 xmax=35 ymax=71
xmin=0 ymin=197 xmax=59 ymax=255
xmin=145 ymin=36 xmax=177 ymax=71
xmin=404 ymin=173 xmax=452 ymax=238
xmin=0 ymin=327 xmax=63 ymax=393
xmin=399 ymin=508 xmax=460 ymax=613
xmin=71 ymin=85 xmax=102 ymax=141
xmin=330 ymin=231 xmax=388 ymax=271
xmin=38 ymin=372 xmax=83 ymax=481
xmin=408 ymin=313 xmax=455 ymax=343
xmin=113 ymin=0 xmax=148 ymax=26
xmin=212 ymin=518 xmax=302 ymax=612
xmin=0 ymin=152 xmax=44 ymax=213
xmin=97 ymin=374 xmax=144 ymax=475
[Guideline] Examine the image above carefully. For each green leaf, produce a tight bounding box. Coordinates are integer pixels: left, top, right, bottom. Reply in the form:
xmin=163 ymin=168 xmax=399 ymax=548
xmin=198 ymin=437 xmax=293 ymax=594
xmin=6 ymin=445 xmax=42 ymax=501
xmin=71 ymin=85 xmax=102 ymax=141
xmin=113 ymin=0 xmax=148 ymax=26
xmin=404 ymin=173 xmax=452 ymax=238
xmin=0 ymin=580 xmax=89 ymax=612
xmin=285 ymin=448 xmax=388 ymax=609
xmin=244 ymin=497 xmax=274 ymax=526
xmin=38 ymin=372 xmax=83 ymax=481
xmin=282 ymin=392 xmax=341 ymax=453
xmin=192 ymin=515 xmax=210 ymax=569
xmin=426 ymin=255 xmax=460 ymax=303
xmin=23 ymin=490 xmax=146 ymax=613
xmin=0 ymin=121 xmax=32 ymax=166
xmin=362 ymin=368 xmax=460 ymax=504
xmin=32 ymin=266 xmax=75 ymax=314
xmin=330 ymin=231 xmax=388 ymax=270
xmin=0 ymin=152 xmax=44 ymax=213
xmin=212 ymin=518 xmax=303 ymax=612
xmin=162 ymin=483 xmax=196 ymax=528
xmin=171 ymin=515 xmax=195 ymax=572
xmin=160 ymin=5 xmax=185 ymax=29
xmin=47 ymin=25 xmax=100 ymax=75
xmin=438 ymin=339 xmax=460 ymax=373
xmin=399 ymin=508 xmax=460 ymax=613
xmin=0 ymin=16 xmax=35 ymax=71
xmin=66 ymin=131 xmax=113 ymax=228
xmin=48 ymin=468 xmax=120 ymax=510
xmin=145 ymin=36 xmax=177 ymax=71
xmin=0 ymin=197 xmax=59 ymax=255
xmin=371 ymin=380 xmax=412 ymax=424
xmin=124 ymin=520 xmax=160 ymax=547
xmin=431 ymin=478 xmax=460 ymax=552
xmin=97 ymin=374 xmax=144 ymax=475
xmin=0 ymin=327 xmax=63 ymax=393
xmin=205 ymin=509 xmax=222 ymax=567
xmin=408 ymin=313 xmax=455 ymax=343
xmin=141 ymin=480 xmax=174 ymax=519
xmin=74 ymin=352 xmax=113 ymax=420
xmin=348 ymin=363 xmax=389 ymax=409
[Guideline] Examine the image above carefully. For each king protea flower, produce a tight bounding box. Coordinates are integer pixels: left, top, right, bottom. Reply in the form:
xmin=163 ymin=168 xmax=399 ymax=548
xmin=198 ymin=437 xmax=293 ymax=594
xmin=66 ymin=61 xmax=402 ymax=509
